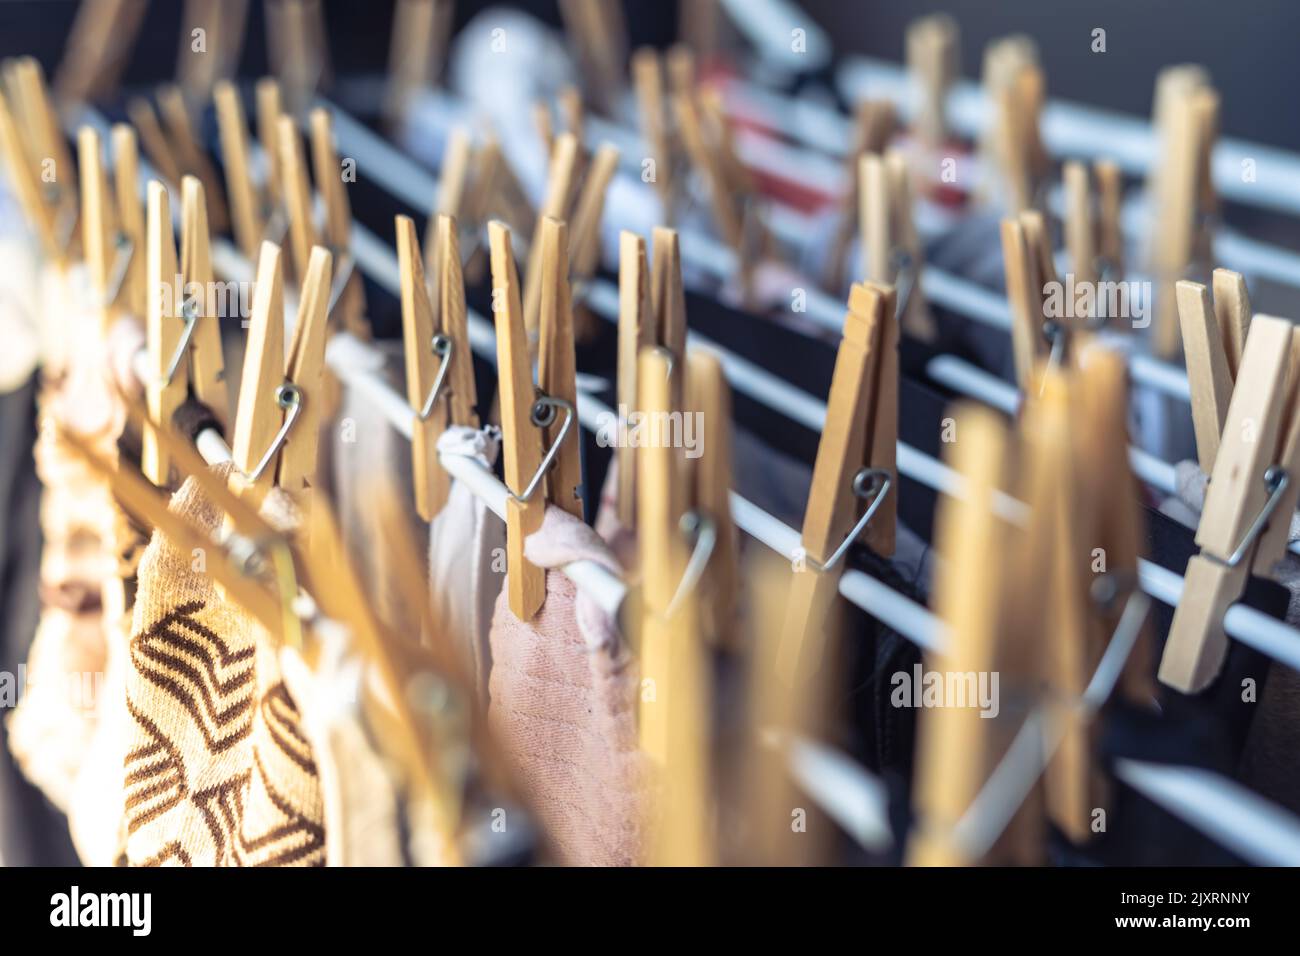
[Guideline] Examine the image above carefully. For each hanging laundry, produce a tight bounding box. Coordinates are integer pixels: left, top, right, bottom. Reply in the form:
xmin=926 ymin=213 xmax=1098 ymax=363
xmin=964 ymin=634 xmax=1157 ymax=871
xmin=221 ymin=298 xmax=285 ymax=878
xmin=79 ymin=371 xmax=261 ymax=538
xmin=426 ymin=425 xmax=506 ymax=707
xmin=486 ymin=507 xmax=645 ymax=866
xmin=122 ymin=467 xmax=324 ymax=867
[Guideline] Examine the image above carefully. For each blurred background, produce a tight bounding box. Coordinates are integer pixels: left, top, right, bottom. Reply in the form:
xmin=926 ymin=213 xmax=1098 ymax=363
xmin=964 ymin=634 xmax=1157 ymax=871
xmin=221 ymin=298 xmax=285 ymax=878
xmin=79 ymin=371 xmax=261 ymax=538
xmin=2 ymin=0 xmax=1298 ymax=148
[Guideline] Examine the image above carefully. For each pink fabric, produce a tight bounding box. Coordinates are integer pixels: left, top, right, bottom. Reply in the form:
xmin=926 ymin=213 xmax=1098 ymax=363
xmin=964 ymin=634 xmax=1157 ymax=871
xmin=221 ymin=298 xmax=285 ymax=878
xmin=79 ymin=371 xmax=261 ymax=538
xmin=487 ymin=507 xmax=645 ymax=866
xmin=591 ymin=458 xmax=636 ymax=570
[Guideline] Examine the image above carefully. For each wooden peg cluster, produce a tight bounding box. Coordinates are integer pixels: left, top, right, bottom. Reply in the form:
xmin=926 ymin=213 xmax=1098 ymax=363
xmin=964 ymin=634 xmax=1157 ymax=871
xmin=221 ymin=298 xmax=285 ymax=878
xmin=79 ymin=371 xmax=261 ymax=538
xmin=265 ymin=0 xmax=332 ymax=115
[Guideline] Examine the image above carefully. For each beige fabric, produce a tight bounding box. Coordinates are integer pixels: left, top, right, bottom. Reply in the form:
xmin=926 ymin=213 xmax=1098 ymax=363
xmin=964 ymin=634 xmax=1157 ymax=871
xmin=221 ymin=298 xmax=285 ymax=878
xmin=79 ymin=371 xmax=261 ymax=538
xmin=122 ymin=470 xmax=325 ymax=866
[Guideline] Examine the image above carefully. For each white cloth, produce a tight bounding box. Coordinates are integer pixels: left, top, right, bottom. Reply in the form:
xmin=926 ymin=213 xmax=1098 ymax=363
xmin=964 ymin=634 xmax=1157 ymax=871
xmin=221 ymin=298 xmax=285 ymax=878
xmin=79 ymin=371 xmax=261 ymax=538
xmin=427 ymin=426 xmax=506 ymax=707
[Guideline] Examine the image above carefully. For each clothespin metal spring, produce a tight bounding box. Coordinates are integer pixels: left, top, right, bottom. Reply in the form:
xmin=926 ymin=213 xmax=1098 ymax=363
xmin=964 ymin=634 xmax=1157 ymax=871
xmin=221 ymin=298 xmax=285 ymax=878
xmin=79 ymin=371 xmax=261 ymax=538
xmin=807 ymin=467 xmax=892 ymax=573
xmin=506 ymin=393 xmax=576 ymax=505
xmin=416 ymin=333 xmax=454 ymax=420
xmin=243 ymin=382 xmax=304 ymax=482
xmin=662 ymin=510 xmax=717 ymax=620
xmin=1216 ymin=465 xmax=1290 ymax=568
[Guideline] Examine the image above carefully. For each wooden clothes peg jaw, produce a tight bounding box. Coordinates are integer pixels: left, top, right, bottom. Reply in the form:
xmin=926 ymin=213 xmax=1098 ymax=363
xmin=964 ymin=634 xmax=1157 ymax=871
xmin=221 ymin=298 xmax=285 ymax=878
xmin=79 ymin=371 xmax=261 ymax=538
xmin=860 ymin=150 xmax=934 ymax=342
xmin=144 ymin=180 xmax=186 ymax=486
xmin=276 ymin=113 xmax=318 ymax=284
xmin=77 ymin=126 xmax=118 ymax=325
xmin=488 ymin=221 xmax=546 ymax=621
xmin=616 ymin=230 xmax=653 ymax=529
xmin=536 ymin=217 xmax=583 ymax=518
xmin=1176 ymin=279 xmax=1233 ymax=473
xmin=397 ymin=213 xmax=451 ymax=520
xmin=637 ymin=344 xmax=712 ymax=866
xmin=111 ymin=124 xmax=147 ymax=318
xmin=0 ymin=89 xmax=59 ymax=258
xmin=214 ymin=79 xmax=266 ymax=261
xmin=523 ymin=132 xmax=580 ymax=343
xmin=178 ymin=175 xmax=231 ymax=426
xmin=309 ymin=107 xmax=368 ymax=338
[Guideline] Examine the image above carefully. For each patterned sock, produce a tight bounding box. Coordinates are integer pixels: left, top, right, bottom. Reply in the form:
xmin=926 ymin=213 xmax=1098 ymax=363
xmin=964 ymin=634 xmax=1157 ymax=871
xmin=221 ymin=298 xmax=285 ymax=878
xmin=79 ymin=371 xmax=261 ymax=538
xmin=123 ymin=468 xmax=325 ymax=866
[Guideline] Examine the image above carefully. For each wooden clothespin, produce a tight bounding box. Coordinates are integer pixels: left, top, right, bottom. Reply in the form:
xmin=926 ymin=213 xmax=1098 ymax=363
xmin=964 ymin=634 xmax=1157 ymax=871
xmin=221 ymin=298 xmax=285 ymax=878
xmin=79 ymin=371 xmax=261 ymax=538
xmin=276 ymin=113 xmax=318 ymax=283
xmin=908 ymin=403 xmax=1044 ymax=866
xmin=54 ymin=0 xmax=148 ymax=102
xmin=1075 ymin=344 xmax=1157 ymax=706
xmin=615 ymin=230 xmax=654 ymax=529
xmin=559 ymin=85 xmax=585 ymax=156
xmin=684 ymin=351 xmax=738 ymax=649
xmin=980 ymin=36 xmax=1047 ymax=213
xmin=143 ymin=180 xmax=186 ymax=486
xmin=256 ymin=77 xmax=286 ymax=209
xmin=826 ymin=98 xmax=896 ymax=291
xmin=177 ymin=176 xmax=231 ymax=424
xmin=1148 ymin=65 xmax=1219 ymax=356
xmin=10 ymin=58 xmax=78 ymax=253
xmin=557 ymin=0 xmax=627 ymax=115
xmin=176 ymin=0 xmax=250 ymax=106
xmin=861 ymin=149 xmax=935 ymax=341
xmin=111 ymin=124 xmax=147 ymax=317
xmin=214 ymin=80 xmax=265 ymax=261
xmin=1001 ymin=209 xmax=1063 ymax=390
xmin=227 ymin=238 xmax=333 ymax=506
xmin=776 ymin=283 xmax=895 ymax=692
xmin=1177 ymin=268 xmax=1254 ymax=471
xmin=1095 ymin=160 xmax=1124 ymax=278
xmin=569 ymin=143 xmax=621 ymax=284
xmin=650 ymin=226 xmax=688 ymax=367
xmin=266 ymin=0 xmax=331 ymax=115
xmin=0 ymin=87 xmax=59 ymax=258
xmin=397 ymin=213 xmax=478 ymax=520
xmin=631 ymin=46 xmax=675 ymax=220
xmin=142 ymin=176 xmax=233 ymax=485
xmin=537 ymin=217 xmax=583 ymax=518
xmin=1063 ymin=161 xmax=1098 ymax=288
xmin=77 ymin=126 xmax=118 ymax=325
xmin=1161 ymin=316 xmax=1295 ymax=692
xmin=488 ymin=221 xmax=546 ymax=621
xmin=637 ymin=343 xmax=712 ymax=866
xmin=127 ymin=95 xmax=184 ymax=186
xmin=383 ymin=0 xmax=453 ymax=127
xmin=309 ymin=107 xmax=368 ymax=337
xmin=522 ymin=132 xmax=580 ymax=341
xmin=1019 ymin=366 xmax=1104 ymax=844
xmin=906 ymin=14 xmax=959 ymax=153
xmin=156 ymin=84 xmax=230 ymax=232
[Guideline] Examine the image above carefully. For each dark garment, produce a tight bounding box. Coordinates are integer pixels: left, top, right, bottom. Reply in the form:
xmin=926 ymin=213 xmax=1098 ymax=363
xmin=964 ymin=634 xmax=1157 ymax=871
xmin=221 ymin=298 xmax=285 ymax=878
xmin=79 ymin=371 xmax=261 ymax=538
xmin=0 ymin=376 xmax=78 ymax=866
